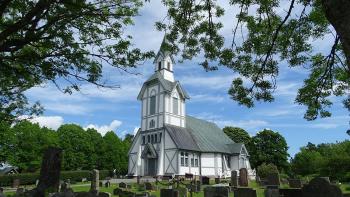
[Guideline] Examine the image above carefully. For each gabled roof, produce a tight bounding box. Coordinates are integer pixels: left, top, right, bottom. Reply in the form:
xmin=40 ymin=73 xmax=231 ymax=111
xmin=137 ymin=72 xmax=190 ymax=100
xmin=164 ymin=116 xmax=246 ymax=154
xmin=141 ymin=143 xmax=158 ymax=159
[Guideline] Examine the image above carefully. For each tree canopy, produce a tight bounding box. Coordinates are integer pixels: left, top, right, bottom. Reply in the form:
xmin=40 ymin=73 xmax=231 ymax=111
xmin=249 ymin=129 xmax=289 ymax=171
xmin=1 ymin=0 xmax=349 ymax=123
xmin=0 ymin=121 xmax=131 ymax=174
xmin=223 ymin=126 xmax=251 ymax=146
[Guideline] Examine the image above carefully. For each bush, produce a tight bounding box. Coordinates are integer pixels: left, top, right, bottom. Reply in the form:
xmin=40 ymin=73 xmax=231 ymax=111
xmin=0 ymin=170 xmax=112 ymax=187
xmin=257 ymin=163 xmax=279 ymax=179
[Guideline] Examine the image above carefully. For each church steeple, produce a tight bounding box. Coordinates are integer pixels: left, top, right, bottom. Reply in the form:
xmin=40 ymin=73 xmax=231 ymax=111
xmin=153 ymin=36 xmax=175 ymax=82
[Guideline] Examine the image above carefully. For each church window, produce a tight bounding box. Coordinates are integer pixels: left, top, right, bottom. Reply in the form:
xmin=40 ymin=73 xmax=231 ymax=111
xmin=195 ymin=157 xmax=199 ymax=167
xmin=147 ymin=135 xmax=150 ymax=143
xmin=159 ymin=133 xmax=162 ymax=143
xmin=185 ymin=152 xmax=189 ymax=167
xmin=154 ymin=134 xmax=157 ymax=143
xmin=158 ymin=62 xmax=161 ymax=70
xmin=142 ymin=136 xmax=145 ymax=145
xmin=180 ymin=152 xmax=184 ymax=166
xmin=151 ymin=135 xmax=154 ymax=143
xmin=191 ymin=157 xmax=194 ymax=167
xmin=149 ymin=120 xmax=155 ymax=128
xmin=167 ymin=62 xmax=170 ymax=70
xmin=150 ymin=96 xmax=156 ymax=115
xmin=225 ymin=155 xmax=231 ymax=168
xmin=173 ymin=97 xmax=178 ymax=115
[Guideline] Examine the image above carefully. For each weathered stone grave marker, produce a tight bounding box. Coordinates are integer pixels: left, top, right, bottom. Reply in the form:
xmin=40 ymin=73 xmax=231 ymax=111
xmin=201 ymin=176 xmax=210 ymax=185
xmin=160 ymin=188 xmax=179 ymax=197
xmin=233 ymin=187 xmax=257 ymax=197
xmin=301 ymin=177 xmax=342 ymax=197
xmin=239 ymin=168 xmax=249 ymax=187
xmin=231 ymin=171 xmax=238 ymax=187
xmin=204 ymin=186 xmax=229 ymax=197
xmin=90 ymin=169 xmax=99 ymax=193
xmin=119 ymin=182 xmax=127 ymax=189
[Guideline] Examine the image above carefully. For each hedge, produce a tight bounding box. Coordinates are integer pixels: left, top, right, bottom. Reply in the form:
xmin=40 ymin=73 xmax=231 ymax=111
xmin=0 ymin=170 xmax=111 ymax=187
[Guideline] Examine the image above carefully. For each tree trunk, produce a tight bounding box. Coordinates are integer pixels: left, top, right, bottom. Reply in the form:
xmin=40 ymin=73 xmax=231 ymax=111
xmin=322 ymin=0 xmax=350 ymax=74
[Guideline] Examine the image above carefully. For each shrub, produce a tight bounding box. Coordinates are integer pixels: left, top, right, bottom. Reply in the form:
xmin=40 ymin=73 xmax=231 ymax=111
xmin=257 ymin=163 xmax=279 ymax=179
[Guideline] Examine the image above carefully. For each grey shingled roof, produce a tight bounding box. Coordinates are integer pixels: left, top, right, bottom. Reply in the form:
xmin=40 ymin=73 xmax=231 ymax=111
xmin=164 ymin=116 xmax=244 ymax=154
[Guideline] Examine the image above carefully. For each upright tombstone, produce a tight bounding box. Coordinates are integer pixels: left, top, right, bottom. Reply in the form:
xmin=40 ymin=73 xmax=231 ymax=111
xmin=233 ymin=187 xmax=257 ymax=197
xmin=264 ymin=186 xmax=279 ymax=197
xmin=12 ymin=179 xmax=20 ymax=188
xmin=266 ymin=173 xmax=280 ymax=186
xmin=36 ymin=147 xmax=63 ymax=196
xmin=90 ymin=169 xmax=99 ymax=193
xmin=239 ymin=168 xmax=249 ymax=187
xmin=288 ymin=179 xmax=302 ymax=188
xmin=301 ymin=177 xmax=342 ymax=197
xmin=160 ymin=189 xmax=179 ymax=197
xmin=201 ymin=176 xmax=210 ymax=185
xmin=231 ymin=171 xmax=238 ymax=187
xmin=104 ymin=181 xmax=111 ymax=188
xmin=204 ymin=186 xmax=229 ymax=197
xmin=119 ymin=182 xmax=127 ymax=189
xmin=279 ymin=188 xmax=302 ymax=197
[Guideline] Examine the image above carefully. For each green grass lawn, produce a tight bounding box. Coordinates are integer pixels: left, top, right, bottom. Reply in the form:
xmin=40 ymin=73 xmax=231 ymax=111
xmin=4 ymin=180 xmax=350 ymax=197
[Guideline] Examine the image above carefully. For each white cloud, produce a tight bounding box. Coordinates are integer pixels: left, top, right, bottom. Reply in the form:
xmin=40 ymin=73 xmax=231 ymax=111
xmin=29 ymin=116 xmax=64 ymax=130
xmin=84 ymin=120 xmax=122 ymax=136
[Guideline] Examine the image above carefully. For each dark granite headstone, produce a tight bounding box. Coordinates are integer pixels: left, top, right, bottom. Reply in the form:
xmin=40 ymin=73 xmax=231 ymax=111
xmin=201 ymin=176 xmax=210 ymax=185
xmin=113 ymin=188 xmax=123 ymax=196
xmin=231 ymin=171 xmax=238 ymax=187
xmin=288 ymin=179 xmax=302 ymax=188
xmin=12 ymin=179 xmax=20 ymax=188
xmin=239 ymin=168 xmax=249 ymax=187
xmin=160 ymin=189 xmax=179 ymax=197
xmin=266 ymin=173 xmax=280 ymax=186
xmin=279 ymin=188 xmax=302 ymax=197
xmin=301 ymin=177 xmax=343 ymax=197
xmin=119 ymin=182 xmax=127 ymax=189
xmin=185 ymin=173 xmax=193 ymax=179
xmin=145 ymin=182 xmax=155 ymax=190
xmin=233 ymin=187 xmax=257 ymax=197
xmin=264 ymin=187 xmax=279 ymax=197
xmin=204 ymin=186 xmax=229 ymax=197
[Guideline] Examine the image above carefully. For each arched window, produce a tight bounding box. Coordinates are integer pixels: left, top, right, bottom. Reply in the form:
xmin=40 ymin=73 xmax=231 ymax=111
xmin=158 ymin=62 xmax=161 ymax=70
xmin=149 ymin=119 xmax=155 ymax=128
xmin=150 ymin=96 xmax=156 ymax=115
xmin=173 ymin=97 xmax=178 ymax=115
xmin=167 ymin=62 xmax=171 ymax=70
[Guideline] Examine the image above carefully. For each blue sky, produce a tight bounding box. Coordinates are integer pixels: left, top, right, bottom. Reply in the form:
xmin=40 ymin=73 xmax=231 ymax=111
xmin=25 ymin=1 xmax=349 ymax=157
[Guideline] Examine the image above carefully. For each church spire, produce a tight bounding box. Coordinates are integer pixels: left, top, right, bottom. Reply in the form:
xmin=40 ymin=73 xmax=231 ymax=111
xmin=153 ymin=35 xmax=175 ymax=82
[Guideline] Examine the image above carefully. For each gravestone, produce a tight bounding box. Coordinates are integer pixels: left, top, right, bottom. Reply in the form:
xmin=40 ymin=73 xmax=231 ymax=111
xmin=113 ymin=188 xmax=123 ymax=196
xmin=279 ymin=188 xmax=302 ymax=197
xmin=90 ymin=169 xmax=99 ymax=193
xmin=104 ymin=181 xmax=110 ymax=188
xmin=239 ymin=168 xmax=249 ymax=187
xmin=233 ymin=187 xmax=257 ymax=197
xmin=36 ymin=147 xmax=63 ymax=196
xmin=288 ymin=179 xmax=302 ymax=188
xmin=204 ymin=186 xmax=229 ymax=197
xmin=301 ymin=177 xmax=342 ymax=197
xmin=196 ymin=180 xmax=201 ymax=192
xmin=231 ymin=171 xmax=238 ymax=187
xmin=201 ymin=176 xmax=210 ymax=185
xmin=119 ymin=182 xmax=127 ymax=189
xmin=177 ymin=187 xmax=188 ymax=197
xmin=266 ymin=173 xmax=280 ymax=186
xmin=13 ymin=179 xmax=20 ymax=188
xmin=145 ymin=182 xmax=154 ymax=190
xmin=264 ymin=186 xmax=279 ymax=197
xmin=119 ymin=190 xmax=136 ymax=197
xmin=215 ymin=177 xmax=220 ymax=184
xmin=137 ymin=176 xmax=141 ymax=184
xmin=185 ymin=173 xmax=193 ymax=179
xmin=60 ymin=181 xmax=70 ymax=192
xmin=160 ymin=189 xmax=179 ymax=197
xmin=99 ymin=192 xmax=112 ymax=197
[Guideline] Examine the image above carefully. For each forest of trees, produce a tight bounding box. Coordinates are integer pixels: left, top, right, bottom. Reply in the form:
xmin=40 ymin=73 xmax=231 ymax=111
xmin=0 ymin=121 xmax=132 ymax=174
xmin=223 ymin=126 xmax=350 ymax=181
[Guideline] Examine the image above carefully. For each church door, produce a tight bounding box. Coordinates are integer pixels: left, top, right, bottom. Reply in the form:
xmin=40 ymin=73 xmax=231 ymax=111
xmin=147 ymin=158 xmax=157 ymax=176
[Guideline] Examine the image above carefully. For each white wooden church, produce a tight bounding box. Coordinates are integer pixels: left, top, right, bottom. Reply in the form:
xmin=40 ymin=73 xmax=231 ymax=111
xmin=128 ymin=38 xmax=252 ymax=178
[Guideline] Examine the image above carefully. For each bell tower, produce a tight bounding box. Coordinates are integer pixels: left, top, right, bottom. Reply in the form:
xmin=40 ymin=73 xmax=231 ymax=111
xmin=153 ymin=37 xmax=175 ymax=82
